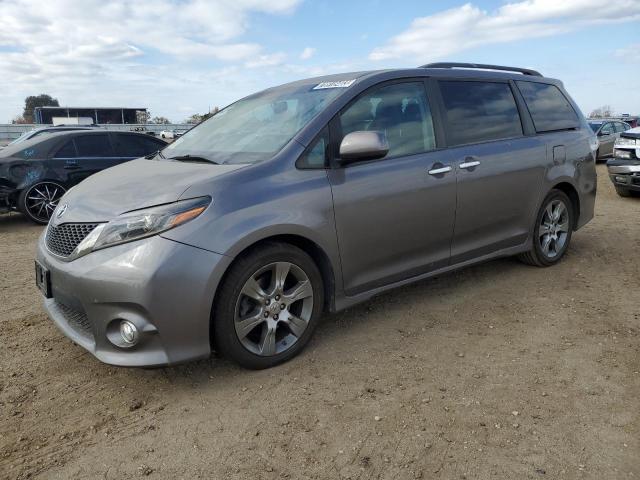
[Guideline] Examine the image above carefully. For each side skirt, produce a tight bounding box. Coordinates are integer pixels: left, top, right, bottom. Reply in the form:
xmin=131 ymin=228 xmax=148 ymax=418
xmin=331 ymin=242 xmax=531 ymax=312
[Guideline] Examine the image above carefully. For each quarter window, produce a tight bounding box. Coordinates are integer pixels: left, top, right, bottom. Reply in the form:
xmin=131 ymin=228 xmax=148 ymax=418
xmin=339 ymin=82 xmax=436 ymax=159
xmin=439 ymin=81 xmax=523 ymax=146
xmin=297 ymin=127 xmax=329 ymax=169
xmin=74 ymin=134 xmax=114 ymax=157
xmin=516 ymin=81 xmax=579 ymax=133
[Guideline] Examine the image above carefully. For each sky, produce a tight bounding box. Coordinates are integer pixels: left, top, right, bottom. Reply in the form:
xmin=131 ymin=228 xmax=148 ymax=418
xmin=0 ymin=0 xmax=639 ymax=123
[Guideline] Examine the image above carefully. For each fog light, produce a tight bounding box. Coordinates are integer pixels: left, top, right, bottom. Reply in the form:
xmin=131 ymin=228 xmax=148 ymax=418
xmin=119 ymin=320 xmax=139 ymax=345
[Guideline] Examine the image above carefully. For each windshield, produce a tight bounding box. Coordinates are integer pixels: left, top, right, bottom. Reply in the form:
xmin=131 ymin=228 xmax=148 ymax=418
xmin=164 ymin=82 xmax=347 ymax=164
xmin=589 ymin=122 xmax=602 ymax=133
xmin=8 ymin=131 xmax=33 ymax=145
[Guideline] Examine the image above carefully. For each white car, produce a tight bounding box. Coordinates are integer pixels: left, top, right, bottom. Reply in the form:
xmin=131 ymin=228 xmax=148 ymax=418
xmin=160 ymin=129 xmax=176 ymax=139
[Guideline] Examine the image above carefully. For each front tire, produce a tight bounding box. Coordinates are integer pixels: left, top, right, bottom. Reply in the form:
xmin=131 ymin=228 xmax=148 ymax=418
xmin=18 ymin=181 xmax=66 ymax=224
xmin=519 ymin=190 xmax=574 ymax=267
xmin=213 ymin=242 xmax=324 ymax=369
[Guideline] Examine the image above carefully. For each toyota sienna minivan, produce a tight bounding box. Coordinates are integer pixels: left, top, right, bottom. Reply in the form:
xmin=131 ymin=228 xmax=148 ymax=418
xmin=35 ymin=63 xmax=597 ymax=369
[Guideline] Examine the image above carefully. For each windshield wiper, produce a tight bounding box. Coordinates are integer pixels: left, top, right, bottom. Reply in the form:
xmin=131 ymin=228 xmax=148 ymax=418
xmin=145 ymin=149 xmax=165 ymax=160
xmin=168 ymin=154 xmax=219 ymax=164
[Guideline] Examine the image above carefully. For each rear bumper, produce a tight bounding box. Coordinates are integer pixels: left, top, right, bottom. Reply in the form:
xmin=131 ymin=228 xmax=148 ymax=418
xmin=36 ymin=232 xmax=233 ymax=367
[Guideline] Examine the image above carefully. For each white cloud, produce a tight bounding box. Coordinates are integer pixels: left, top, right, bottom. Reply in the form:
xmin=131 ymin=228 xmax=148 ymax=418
xmin=300 ymin=47 xmax=316 ymax=60
xmin=0 ymin=0 xmax=301 ymax=121
xmin=615 ymin=43 xmax=640 ymax=63
xmin=245 ymin=52 xmax=287 ymax=68
xmin=370 ymin=0 xmax=640 ymax=63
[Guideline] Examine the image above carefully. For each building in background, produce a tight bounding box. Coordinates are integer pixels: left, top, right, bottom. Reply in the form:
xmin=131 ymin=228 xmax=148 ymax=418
xmin=33 ymin=106 xmax=147 ymax=125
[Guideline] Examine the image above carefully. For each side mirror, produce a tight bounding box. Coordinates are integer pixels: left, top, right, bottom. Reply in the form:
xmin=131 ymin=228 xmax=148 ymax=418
xmin=338 ymin=131 xmax=389 ymax=163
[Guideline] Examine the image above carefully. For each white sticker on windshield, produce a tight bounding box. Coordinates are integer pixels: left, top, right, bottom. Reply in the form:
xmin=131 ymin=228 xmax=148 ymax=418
xmin=313 ymin=80 xmax=356 ymax=90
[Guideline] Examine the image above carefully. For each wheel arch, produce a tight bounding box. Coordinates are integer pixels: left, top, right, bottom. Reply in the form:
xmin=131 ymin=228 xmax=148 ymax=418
xmin=209 ymin=233 xmax=337 ymax=344
xmin=550 ymin=181 xmax=580 ymax=230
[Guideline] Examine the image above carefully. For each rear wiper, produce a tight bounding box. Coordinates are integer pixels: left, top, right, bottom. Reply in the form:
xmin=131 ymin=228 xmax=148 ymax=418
xmin=145 ymin=149 xmax=165 ymax=159
xmin=168 ymin=154 xmax=219 ymax=164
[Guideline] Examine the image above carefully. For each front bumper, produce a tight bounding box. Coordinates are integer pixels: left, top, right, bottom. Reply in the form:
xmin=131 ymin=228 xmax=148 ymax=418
xmin=36 ymin=233 xmax=232 ymax=367
xmin=607 ymin=159 xmax=640 ymax=192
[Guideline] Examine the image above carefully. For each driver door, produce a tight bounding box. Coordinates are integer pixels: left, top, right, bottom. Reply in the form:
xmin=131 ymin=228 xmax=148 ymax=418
xmin=327 ymin=80 xmax=456 ymax=295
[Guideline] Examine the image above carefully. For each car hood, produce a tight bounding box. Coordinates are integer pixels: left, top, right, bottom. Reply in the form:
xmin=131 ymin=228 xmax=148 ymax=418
xmin=620 ymin=126 xmax=640 ymax=140
xmin=54 ymin=158 xmax=246 ymax=223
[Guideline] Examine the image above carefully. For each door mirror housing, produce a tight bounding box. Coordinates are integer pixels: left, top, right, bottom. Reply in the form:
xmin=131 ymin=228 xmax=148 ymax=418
xmin=338 ymin=131 xmax=389 ymax=163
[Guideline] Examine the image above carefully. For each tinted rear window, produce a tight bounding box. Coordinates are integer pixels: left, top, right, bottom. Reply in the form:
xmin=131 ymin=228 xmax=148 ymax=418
xmin=113 ymin=134 xmax=164 ymax=157
xmin=75 ymin=134 xmax=114 ymax=157
xmin=516 ymin=81 xmax=579 ymax=133
xmin=439 ymin=81 xmax=523 ymax=146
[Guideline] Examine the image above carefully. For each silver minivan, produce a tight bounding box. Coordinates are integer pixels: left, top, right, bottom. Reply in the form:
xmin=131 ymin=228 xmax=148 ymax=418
xmin=35 ymin=63 xmax=597 ymax=369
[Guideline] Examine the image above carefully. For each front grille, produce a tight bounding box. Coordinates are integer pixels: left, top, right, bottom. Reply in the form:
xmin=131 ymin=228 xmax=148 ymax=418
xmin=46 ymin=223 xmax=99 ymax=257
xmin=51 ymin=300 xmax=92 ymax=338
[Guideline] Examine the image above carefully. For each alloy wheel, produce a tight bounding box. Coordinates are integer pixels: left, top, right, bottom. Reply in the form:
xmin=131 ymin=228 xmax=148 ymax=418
xmin=24 ymin=182 xmax=66 ymax=223
xmin=234 ymin=261 xmax=314 ymax=356
xmin=538 ymin=199 xmax=570 ymax=258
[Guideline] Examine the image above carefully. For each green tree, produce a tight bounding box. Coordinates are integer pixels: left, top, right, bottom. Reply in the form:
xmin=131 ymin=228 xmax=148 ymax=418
xmin=151 ymin=116 xmax=170 ymax=124
xmin=136 ymin=110 xmax=151 ymax=124
xmin=23 ymin=94 xmax=59 ymax=123
xmin=185 ymin=107 xmax=219 ymax=124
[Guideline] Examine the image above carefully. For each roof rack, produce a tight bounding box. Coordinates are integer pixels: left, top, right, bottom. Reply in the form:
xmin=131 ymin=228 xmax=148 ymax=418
xmin=420 ymin=62 xmax=542 ymax=77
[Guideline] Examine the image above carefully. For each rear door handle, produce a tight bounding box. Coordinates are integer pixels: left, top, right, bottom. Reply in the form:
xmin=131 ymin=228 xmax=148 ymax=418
xmin=428 ymin=165 xmax=452 ymax=175
xmin=459 ymin=157 xmax=480 ymax=169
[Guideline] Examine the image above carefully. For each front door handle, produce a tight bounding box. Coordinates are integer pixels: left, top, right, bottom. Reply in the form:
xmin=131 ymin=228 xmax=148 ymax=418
xmin=428 ymin=165 xmax=452 ymax=175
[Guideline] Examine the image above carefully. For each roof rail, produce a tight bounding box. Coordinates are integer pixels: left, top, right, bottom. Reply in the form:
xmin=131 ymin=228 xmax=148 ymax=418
xmin=420 ymin=62 xmax=542 ymax=77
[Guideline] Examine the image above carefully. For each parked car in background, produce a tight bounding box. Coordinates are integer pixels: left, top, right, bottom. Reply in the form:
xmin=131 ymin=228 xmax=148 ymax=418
xmin=0 ymin=131 xmax=167 ymax=223
xmin=607 ymin=126 xmax=640 ymax=197
xmin=589 ymin=120 xmax=631 ymax=160
xmin=2 ymin=125 xmax=99 ymax=148
xmin=160 ymin=129 xmax=187 ymax=139
xmin=35 ymin=63 xmax=596 ymax=370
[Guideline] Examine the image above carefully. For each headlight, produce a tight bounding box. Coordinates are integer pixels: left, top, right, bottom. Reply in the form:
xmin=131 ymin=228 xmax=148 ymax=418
xmin=615 ymin=137 xmax=638 ymax=147
xmin=613 ymin=149 xmax=633 ymax=159
xmin=92 ymin=196 xmax=210 ymax=251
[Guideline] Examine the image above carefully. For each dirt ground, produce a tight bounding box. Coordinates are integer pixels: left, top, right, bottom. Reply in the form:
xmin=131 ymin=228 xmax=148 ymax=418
xmin=1 ymin=163 xmax=638 ymax=480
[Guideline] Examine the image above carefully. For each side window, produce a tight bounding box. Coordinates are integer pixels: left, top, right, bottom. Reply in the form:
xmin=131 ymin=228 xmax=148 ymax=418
xmin=297 ymin=127 xmax=328 ymax=169
xmin=616 ymin=123 xmax=629 ymax=133
xmin=438 ymin=81 xmax=523 ymax=146
xmin=516 ymin=81 xmax=579 ymax=133
xmin=113 ymin=134 xmax=162 ymax=157
xmin=339 ymin=82 xmax=436 ymax=159
xmin=54 ymin=139 xmax=77 ymax=158
xmin=74 ymin=134 xmax=115 ymax=157
xmin=600 ymin=123 xmax=614 ymax=135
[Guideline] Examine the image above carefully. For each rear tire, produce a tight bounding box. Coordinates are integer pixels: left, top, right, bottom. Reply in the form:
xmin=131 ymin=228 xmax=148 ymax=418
xmin=615 ymin=186 xmax=632 ymax=197
xmin=519 ymin=189 xmax=574 ymax=267
xmin=213 ymin=242 xmax=324 ymax=369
